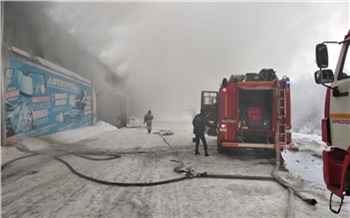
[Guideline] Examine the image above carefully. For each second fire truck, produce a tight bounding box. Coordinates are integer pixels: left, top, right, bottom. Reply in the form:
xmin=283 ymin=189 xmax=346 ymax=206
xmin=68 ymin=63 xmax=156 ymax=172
xmin=201 ymin=69 xmax=292 ymax=156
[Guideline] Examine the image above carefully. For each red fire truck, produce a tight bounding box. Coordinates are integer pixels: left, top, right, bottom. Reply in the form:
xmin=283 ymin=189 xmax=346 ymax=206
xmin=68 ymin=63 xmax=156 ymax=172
xmin=201 ymin=69 xmax=292 ymax=156
xmin=314 ymin=29 xmax=350 ymax=214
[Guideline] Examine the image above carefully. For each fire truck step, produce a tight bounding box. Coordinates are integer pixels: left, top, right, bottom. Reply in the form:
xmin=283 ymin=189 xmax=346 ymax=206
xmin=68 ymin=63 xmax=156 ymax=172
xmin=332 ymin=158 xmax=344 ymax=164
xmin=329 ymin=184 xmax=341 ymax=190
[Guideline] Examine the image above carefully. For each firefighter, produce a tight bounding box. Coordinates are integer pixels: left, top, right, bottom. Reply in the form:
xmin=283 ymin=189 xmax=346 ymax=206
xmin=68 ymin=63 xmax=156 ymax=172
xmin=192 ymin=109 xmax=209 ymax=156
xmin=144 ymin=110 xmax=154 ymax=134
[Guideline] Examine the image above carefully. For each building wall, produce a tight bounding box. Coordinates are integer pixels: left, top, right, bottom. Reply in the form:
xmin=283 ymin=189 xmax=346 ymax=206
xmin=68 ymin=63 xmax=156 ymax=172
xmin=1 ymin=2 xmax=127 ymax=144
xmin=97 ymin=94 xmax=127 ymax=128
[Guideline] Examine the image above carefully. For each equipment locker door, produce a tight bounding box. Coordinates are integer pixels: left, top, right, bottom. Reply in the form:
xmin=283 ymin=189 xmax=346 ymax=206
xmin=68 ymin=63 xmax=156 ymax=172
xmin=201 ymin=91 xmax=218 ymax=136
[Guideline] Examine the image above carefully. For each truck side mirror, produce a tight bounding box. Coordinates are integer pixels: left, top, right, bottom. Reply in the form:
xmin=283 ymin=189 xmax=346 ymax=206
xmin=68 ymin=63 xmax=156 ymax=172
xmin=314 ymin=69 xmax=334 ymax=84
xmin=4 ymin=68 xmax=14 ymax=79
xmin=316 ymin=43 xmax=329 ymax=68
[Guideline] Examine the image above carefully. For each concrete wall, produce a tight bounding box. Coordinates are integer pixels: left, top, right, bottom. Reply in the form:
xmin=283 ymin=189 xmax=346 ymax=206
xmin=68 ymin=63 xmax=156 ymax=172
xmin=2 ymin=2 xmax=127 ymax=132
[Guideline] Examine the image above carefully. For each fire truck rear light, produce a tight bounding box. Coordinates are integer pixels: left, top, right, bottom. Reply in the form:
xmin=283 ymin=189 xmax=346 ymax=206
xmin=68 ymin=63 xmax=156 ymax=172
xmin=222 ymin=88 xmax=227 ymax=93
xmin=220 ymin=124 xmax=226 ymax=128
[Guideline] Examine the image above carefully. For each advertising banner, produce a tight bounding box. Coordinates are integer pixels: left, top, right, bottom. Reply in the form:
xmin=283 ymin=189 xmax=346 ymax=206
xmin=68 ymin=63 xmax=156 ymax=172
xmin=3 ymin=59 xmax=93 ymax=144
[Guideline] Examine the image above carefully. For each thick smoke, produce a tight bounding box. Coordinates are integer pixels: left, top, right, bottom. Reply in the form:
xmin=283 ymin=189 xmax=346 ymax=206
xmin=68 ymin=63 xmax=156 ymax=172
xmin=45 ymin=2 xmax=348 ymax=132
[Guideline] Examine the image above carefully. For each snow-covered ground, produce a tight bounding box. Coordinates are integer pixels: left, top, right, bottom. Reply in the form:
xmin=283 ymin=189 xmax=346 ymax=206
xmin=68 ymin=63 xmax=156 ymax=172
xmin=1 ymin=120 xmax=350 ymax=217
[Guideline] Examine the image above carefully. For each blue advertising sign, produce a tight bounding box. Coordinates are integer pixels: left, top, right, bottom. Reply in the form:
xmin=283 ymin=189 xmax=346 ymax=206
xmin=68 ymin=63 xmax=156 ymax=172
xmin=3 ymin=59 xmax=93 ymax=144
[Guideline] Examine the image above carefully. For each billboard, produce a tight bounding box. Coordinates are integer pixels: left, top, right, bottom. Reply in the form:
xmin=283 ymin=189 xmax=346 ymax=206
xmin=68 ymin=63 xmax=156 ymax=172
xmin=3 ymin=59 xmax=93 ymax=144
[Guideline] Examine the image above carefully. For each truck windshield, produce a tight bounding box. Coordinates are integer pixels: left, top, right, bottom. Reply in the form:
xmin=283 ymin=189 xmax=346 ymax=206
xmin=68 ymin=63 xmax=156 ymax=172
xmin=339 ymin=42 xmax=350 ymax=80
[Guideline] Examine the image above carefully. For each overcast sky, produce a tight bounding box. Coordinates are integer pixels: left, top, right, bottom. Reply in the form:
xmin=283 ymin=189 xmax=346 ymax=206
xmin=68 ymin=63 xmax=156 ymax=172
xmin=45 ymin=1 xmax=349 ymax=125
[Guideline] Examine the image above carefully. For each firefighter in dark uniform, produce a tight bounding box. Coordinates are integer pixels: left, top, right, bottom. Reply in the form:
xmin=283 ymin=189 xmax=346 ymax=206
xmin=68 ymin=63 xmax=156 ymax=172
xmin=192 ymin=109 xmax=209 ymax=156
xmin=144 ymin=110 xmax=154 ymax=134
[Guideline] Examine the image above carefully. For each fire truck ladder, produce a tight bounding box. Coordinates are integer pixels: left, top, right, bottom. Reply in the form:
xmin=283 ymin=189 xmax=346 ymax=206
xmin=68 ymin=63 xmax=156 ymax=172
xmin=279 ymin=89 xmax=287 ymax=151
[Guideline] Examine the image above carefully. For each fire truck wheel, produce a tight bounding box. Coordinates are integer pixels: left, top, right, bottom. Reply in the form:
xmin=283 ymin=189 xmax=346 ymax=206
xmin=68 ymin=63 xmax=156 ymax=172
xmin=262 ymin=149 xmax=283 ymax=160
xmin=262 ymin=149 xmax=275 ymax=158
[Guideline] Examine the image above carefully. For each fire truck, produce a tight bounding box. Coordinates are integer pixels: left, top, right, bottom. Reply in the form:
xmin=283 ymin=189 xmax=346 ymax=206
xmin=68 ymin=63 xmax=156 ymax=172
xmin=201 ymin=69 xmax=292 ymax=156
xmin=314 ymin=29 xmax=350 ymax=214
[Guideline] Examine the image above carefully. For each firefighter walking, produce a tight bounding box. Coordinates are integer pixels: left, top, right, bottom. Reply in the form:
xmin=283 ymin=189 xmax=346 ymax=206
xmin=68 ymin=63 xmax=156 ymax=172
xmin=192 ymin=109 xmax=209 ymax=156
xmin=144 ymin=110 xmax=154 ymax=134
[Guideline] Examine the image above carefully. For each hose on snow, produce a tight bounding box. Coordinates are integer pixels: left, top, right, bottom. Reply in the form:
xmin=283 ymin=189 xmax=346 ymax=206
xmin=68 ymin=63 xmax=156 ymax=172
xmin=54 ymin=156 xmax=187 ymax=186
xmin=1 ymin=145 xmax=188 ymax=187
xmin=1 ymin=153 xmax=39 ymax=170
xmin=2 ymin=135 xmax=318 ymax=207
xmin=271 ymin=164 xmax=317 ymax=206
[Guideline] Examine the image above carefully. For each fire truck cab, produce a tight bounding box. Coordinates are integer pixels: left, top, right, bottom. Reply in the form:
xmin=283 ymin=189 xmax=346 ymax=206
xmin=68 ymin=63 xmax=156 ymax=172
xmin=314 ymin=29 xmax=350 ymax=214
xmin=201 ymin=69 xmax=292 ymax=156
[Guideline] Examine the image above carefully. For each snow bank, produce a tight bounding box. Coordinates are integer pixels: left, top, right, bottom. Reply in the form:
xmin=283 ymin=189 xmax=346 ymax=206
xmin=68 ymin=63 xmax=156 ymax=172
xmin=128 ymin=116 xmax=141 ymax=124
xmin=16 ymin=138 xmax=51 ymax=151
xmin=2 ymin=121 xmax=118 ymax=162
xmin=93 ymin=121 xmax=118 ymax=130
xmin=42 ymin=121 xmax=117 ymax=144
xmin=291 ymin=132 xmax=328 ymax=156
xmin=13 ymin=121 xmax=118 ymax=152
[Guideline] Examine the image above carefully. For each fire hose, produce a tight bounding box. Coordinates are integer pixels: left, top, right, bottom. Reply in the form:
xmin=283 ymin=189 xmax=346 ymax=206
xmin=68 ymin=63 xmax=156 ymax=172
xmin=2 ymin=135 xmax=317 ymax=216
xmin=1 ymin=147 xmax=188 ymax=187
xmin=0 ymin=149 xmax=275 ymax=186
xmin=158 ymin=132 xmax=317 ymax=210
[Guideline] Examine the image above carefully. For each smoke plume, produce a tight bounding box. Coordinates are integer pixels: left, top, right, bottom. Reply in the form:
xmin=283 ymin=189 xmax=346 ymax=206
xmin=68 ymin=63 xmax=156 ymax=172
xmin=44 ymin=2 xmax=348 ymax=131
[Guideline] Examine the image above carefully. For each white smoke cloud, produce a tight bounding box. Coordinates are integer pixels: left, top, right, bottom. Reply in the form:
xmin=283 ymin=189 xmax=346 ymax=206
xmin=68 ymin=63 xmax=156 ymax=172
xmin=45 ymin=2 xmax=348 ymax=130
